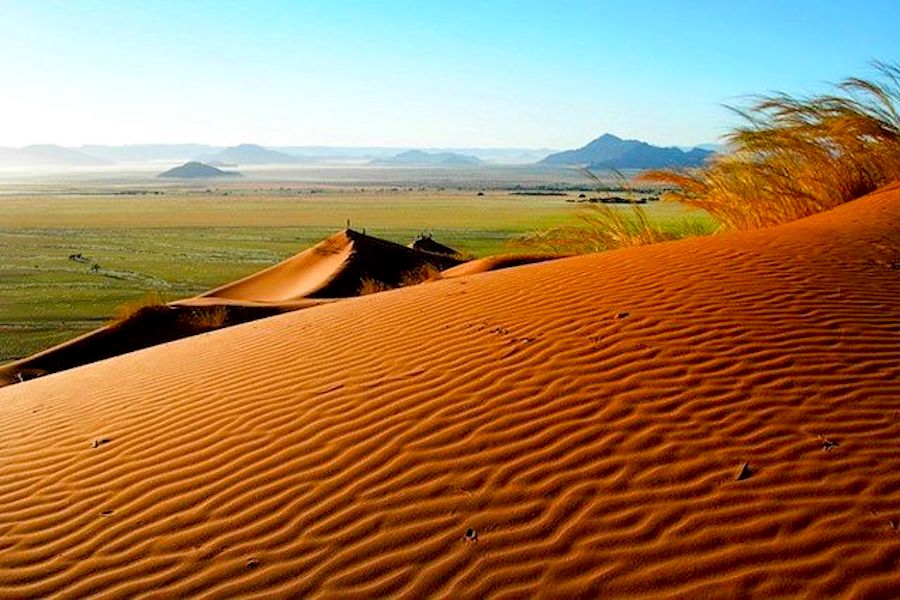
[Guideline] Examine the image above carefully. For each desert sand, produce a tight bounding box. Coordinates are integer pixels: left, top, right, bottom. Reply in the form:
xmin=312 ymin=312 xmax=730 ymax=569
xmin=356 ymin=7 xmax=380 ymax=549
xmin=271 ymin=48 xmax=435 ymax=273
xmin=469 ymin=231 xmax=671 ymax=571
xmin=0 ymin=185 xmax=898 ymax=598
xmin=440 ymin=253 xmax=563 ymax=279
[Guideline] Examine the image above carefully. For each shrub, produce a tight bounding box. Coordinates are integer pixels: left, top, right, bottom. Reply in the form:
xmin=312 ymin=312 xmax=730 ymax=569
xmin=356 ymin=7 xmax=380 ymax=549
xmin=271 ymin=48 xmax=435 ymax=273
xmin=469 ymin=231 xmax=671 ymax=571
xmin=399 ymin=264 xmax=442 ymax=287
xmin=358 ymin=278 xmax=392 ymax=295
xmin=184 ymin=305 xmax=229 ymax=330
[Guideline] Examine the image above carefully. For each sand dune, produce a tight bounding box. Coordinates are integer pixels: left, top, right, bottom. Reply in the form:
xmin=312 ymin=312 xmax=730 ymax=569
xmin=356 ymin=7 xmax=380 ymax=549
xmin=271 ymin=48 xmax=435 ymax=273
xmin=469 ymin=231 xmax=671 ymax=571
xmin=441 ymin=253 xmax=564 ymax=278
xmin=0 ymin=230 xmax=462 ymax=385
xmin=410 ymin=235 xmax=460 ymax=256
xmin=0 ymin=185 xmax=898 ymax=598
xmin=201 ymin=228 xmax=462 ymax=302
xmin=0 ymin=303 xmax=298 ymax=387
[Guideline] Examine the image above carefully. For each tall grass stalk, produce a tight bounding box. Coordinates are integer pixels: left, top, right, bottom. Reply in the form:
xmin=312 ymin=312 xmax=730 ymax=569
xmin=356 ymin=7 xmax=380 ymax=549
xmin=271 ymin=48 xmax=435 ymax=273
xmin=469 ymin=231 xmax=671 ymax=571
xmin=643 ymin=61 xmax=900 ymax=230
xmin=512 ymin=203 xmax=711 ymax=254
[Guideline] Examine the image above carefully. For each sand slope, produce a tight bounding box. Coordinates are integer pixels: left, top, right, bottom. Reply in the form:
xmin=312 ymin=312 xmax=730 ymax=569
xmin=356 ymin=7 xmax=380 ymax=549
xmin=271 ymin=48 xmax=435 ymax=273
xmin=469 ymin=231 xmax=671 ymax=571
xmin=201 ymin=228 xmax=462 ymax=302
xmin=0 ymin=303 xmax=305 ymax=387
xmin=0 ymin=186 xmax=898 ymax=598
xmin=441 ymin=253 xmax=564 ymax=278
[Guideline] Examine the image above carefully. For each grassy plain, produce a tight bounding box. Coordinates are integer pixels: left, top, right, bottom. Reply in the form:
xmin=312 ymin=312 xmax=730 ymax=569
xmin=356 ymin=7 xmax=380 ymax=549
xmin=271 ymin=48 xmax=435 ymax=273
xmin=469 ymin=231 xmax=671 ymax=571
xmin=0 ymin=185 xmax=712 ymax=361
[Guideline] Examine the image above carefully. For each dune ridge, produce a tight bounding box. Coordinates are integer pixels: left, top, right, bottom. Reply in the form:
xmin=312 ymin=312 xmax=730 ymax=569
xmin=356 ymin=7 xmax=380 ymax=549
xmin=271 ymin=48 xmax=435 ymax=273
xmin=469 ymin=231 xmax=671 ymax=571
xmin=200 ymin=228 xmax=463 ymax=302
xmin=0 ymin=185 xmax=898 ymax=598
xmin=440 ymin=253 xmax=563 ymax=278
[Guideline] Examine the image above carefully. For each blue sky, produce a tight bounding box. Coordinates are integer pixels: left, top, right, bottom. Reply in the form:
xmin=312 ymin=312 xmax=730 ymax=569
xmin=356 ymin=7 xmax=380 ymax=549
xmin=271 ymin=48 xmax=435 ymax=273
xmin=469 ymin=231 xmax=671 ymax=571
xmin=1 ymin=0 xmax=898 ymax=148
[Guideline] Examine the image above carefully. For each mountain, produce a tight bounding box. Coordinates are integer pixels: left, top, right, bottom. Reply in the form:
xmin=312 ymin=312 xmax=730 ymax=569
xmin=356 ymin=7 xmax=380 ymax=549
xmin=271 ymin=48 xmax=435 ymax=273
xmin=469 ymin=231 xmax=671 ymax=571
xmin=371 ymin=150 xmax=482 ymax=166
xmin=540 ymin=134 xmax=713 ymax=169
xmin=81 ymin=144 xmax=221 ymax=163
xmin=201 ymin=144 xmax=303 ymax=165
xmin=270 ymin=146 xmax=551 ymax=164
xmin=427 ymin=147 xmax=555 ymax=164
xmin=158 ymin=162 xmax=241 ymax=179
xmin=272 ymin=146 xmax=398 ymax=160
xmin=0 ymin=143 xmax=555 ymax=167
xmin=0 ymin=145 xmax=110 ymax=167
xmin=688 ymin=142 xmax=726 ymax=153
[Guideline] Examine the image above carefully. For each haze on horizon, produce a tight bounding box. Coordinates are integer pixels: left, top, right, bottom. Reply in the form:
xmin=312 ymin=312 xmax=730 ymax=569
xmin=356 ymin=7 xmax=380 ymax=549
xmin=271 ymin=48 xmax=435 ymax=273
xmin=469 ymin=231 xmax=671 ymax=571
xmin=1 ymin=0 xmax=898 ymax=150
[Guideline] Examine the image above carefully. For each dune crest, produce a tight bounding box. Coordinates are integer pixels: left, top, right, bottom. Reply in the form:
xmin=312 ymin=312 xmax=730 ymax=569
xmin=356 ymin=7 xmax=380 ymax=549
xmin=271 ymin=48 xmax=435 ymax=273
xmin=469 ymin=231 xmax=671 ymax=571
xmin=200 ymin=228 xmax=462 ymax=302
xmin=0 ymin=185 xmax=898 ymax=598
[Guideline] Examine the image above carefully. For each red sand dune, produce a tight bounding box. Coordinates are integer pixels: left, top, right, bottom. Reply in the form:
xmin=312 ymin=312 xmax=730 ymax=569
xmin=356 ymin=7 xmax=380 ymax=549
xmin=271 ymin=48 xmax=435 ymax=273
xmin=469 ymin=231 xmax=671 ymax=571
xmin=200 ymin=228 xmax=462 ymax=302
xmin=0 ymin=186 xmax=898 ymax=598
xmin=441 ymin=253 xmax=564 ymax=278
xmin=0 ymin=303 xmax=299 ymax=387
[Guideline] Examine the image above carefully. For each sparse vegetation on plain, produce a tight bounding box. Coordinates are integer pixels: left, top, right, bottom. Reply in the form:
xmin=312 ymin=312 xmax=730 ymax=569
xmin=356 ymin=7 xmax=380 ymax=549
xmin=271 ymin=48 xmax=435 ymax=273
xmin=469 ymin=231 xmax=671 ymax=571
xmin=515 ymin=167 xmax=716 ymax=254
xmin=644 ymin=62 xmax=900 ymax=229
xmin=512 ymin=203 xmax=716 ymax=254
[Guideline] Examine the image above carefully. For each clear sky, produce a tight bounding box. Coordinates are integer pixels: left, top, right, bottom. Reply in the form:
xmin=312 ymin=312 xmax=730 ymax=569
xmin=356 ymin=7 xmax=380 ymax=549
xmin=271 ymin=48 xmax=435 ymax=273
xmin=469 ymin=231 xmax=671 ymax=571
xmin=1 ymin=0 xmax=898 ymax=149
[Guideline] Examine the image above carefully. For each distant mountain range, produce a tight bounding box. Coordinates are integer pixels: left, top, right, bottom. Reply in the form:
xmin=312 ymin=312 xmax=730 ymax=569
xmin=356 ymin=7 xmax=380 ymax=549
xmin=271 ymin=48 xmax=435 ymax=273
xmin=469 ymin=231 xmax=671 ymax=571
xmin=158 ymin=162 xmax=241 ymax=179
xmin=79 ymin=144 xmax=219 ymax=163
xmin=199 ymin=144 xmax=305 ymax=165
xmin=272 ymin=146 xmax=552 ymax=163
xmin=0 ymin=145 xmax=111 ymax=167
xmin=540 ymin=134 xmax=713 ymax=169
xmin=371 ymin=150 xmax=482 ymax=166
xmin=0 ymin=137 xmax=719 ymax=169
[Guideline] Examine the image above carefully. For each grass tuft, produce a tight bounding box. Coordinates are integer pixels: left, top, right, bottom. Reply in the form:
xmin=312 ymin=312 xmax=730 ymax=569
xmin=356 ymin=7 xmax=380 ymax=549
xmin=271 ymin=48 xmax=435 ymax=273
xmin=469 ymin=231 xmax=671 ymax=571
xmin=358 ymin=278 xmax=392 ymax=295
xmin=110 ymin=292 xmax=167 ymax=324
xmin=358 ymin=264 xmax=444 ymax=295
xmin=514 ymin=167 xmax=716 ymax=254
xmin=642 ymin=61 xmax=900 ymax=230
xmin=399 ymin=264 xmax=442 ymax=287
xmin=512 ymin=203 xmax=714 ymax=254
xmin=184 ymin=306 xmax=229 ymax=330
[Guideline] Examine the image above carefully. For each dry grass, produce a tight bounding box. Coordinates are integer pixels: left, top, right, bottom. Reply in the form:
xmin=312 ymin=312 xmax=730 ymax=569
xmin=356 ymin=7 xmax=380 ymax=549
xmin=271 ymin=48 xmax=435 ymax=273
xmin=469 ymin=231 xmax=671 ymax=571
xmin=399 ymin=264 xmax=442 ymax=287
xmin=643 ymin=61 xmax=900 ymax=230
xmin=112 ymin=295 xmax=229 ymax=333
xmin=359 ymin=278 xmax=392 ymax=295
xmin=512 ymin=203 xmax=707 ymax=254
xmin=358 ymin=264 xmax=444 ymax=295
xmin=514 ymin=167 xmax=714 ymax=254
xmin=110 ymin=292 xmax=166 ymax=324
xmin=184 ymin=306 xmax=229 ymax=330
